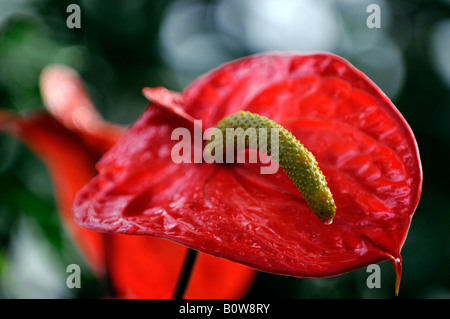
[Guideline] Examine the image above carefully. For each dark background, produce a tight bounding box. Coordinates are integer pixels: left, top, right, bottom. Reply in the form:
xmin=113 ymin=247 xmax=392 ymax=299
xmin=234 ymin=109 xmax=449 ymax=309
xmin=0 ymin=0 xmax=449 ymax=298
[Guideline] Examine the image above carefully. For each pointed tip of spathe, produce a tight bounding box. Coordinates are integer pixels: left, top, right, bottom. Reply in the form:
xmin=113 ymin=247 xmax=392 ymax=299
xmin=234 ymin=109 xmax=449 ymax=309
xmin=390 ymin=254 xmax=402 ymax=296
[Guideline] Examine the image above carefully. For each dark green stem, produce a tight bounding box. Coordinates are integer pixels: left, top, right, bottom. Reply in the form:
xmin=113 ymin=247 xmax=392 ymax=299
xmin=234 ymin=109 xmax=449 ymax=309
xmin=173 ymin=248 xmax=198 ymax=299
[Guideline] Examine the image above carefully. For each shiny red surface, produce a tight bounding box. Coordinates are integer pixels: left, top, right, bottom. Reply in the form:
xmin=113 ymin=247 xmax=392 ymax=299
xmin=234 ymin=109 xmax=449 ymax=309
xmin=73 ymin=52 xmax=422 ymax=283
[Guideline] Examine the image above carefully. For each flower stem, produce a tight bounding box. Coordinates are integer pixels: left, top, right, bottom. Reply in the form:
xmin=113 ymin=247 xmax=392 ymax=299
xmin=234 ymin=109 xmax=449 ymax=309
xmin=173 ymin=248 xmax=198 ymax=299
xmin=103 ymin=234 xmax=117 ymax=298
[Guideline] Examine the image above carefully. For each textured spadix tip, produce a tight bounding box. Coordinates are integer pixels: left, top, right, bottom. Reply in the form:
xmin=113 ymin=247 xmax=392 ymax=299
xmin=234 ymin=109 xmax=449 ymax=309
xmin=314 ymin=199 xmax=336 ymax=225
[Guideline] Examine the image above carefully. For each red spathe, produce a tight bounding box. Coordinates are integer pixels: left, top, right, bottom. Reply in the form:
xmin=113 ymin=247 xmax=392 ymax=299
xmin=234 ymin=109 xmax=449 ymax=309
xmin=73 ymin=52 xmax=422 ymax=290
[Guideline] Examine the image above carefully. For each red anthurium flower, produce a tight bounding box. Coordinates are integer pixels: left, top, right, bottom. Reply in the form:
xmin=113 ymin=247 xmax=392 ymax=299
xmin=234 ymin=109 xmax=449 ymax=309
xmin=0 ymin=65 xmax=255 ymax=298
xmin=73 ymin=52 xmax=422 ymax=294
xmin=0 ymin=108 xmax=108 ymax=276
xmin=1 ymin=64 xmax=124 ymax=276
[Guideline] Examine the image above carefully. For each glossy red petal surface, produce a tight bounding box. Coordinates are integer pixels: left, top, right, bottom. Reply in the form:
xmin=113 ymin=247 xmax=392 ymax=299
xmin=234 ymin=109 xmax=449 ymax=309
xmin=73 ymin=53 xmax=422 ymax=281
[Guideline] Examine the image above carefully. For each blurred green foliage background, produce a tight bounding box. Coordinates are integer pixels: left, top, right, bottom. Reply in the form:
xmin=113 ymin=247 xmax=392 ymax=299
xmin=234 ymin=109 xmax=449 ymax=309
xmin=0 ymin=0 xmax=449 ymax=298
